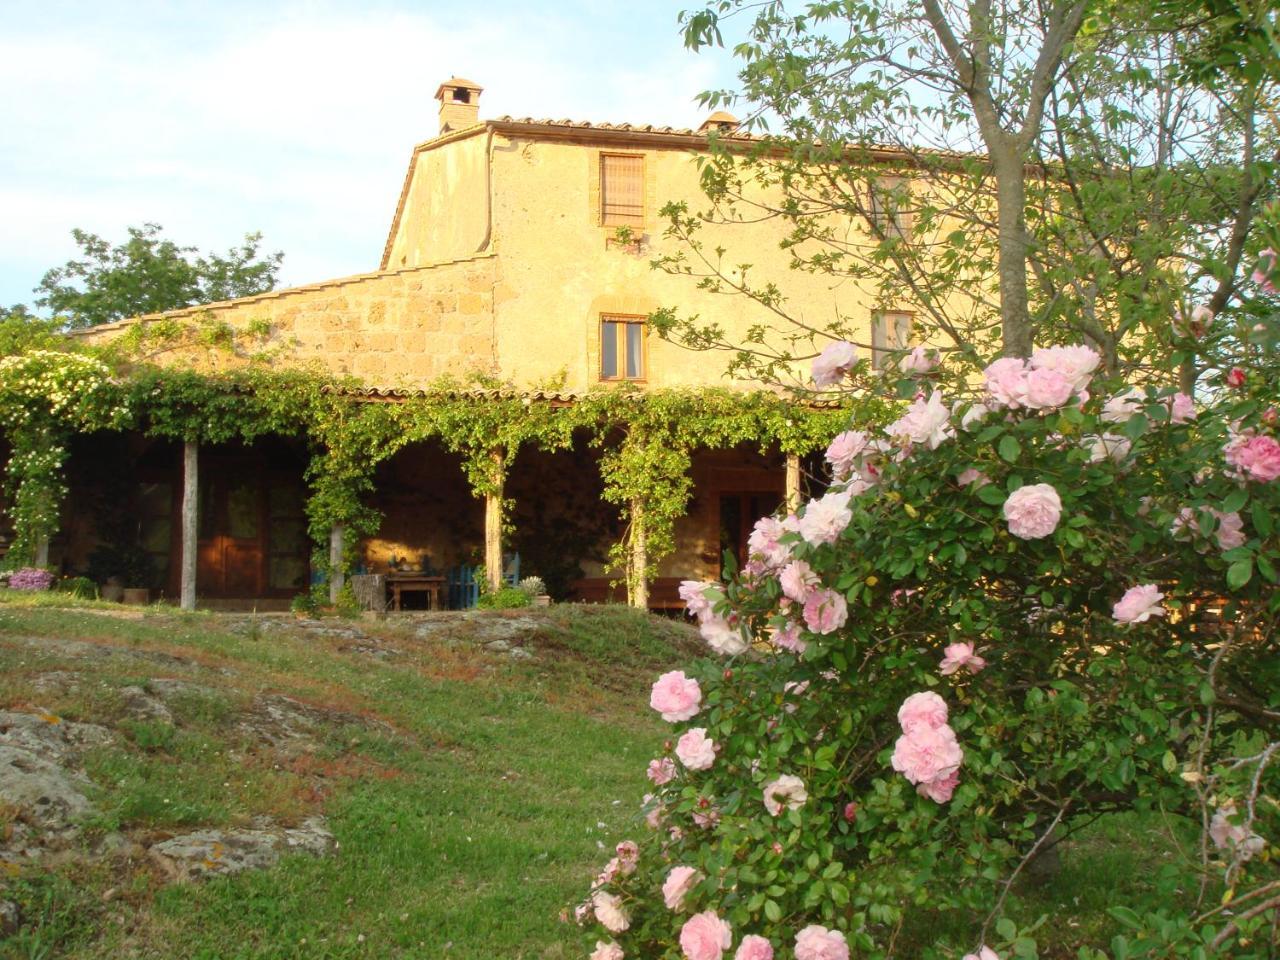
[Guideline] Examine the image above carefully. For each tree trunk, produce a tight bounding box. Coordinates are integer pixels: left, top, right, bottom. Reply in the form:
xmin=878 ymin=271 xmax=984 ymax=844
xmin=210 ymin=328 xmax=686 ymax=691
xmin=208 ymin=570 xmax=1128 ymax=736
xmin=328 ymin=523 xmax=345 ymax=603
xmin=484 ymin=448 xmax=505 ymax=592
xmin=630 ymin=498 xmax=649 ymax=609
xmin=993 ymin=151 xmax=1035 ymax=358
xmin=180 ymin=440 xmax=198 ymax=611
xmin=785 ymin=453 xmax=801 ymax=512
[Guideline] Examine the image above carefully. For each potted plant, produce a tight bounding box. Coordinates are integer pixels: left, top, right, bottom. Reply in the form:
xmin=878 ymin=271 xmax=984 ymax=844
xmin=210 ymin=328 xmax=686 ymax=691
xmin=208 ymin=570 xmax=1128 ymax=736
xmin=518 ymin=576 xmax=551 ymax=607
xmin=87 ymin=544 xmax=152 ymax=604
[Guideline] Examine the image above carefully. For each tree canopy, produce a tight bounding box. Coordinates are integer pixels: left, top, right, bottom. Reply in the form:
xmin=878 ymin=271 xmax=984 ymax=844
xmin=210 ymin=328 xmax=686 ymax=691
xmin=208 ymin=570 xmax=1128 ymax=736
xmin=33 ymin=223 xmax=283 ymax=328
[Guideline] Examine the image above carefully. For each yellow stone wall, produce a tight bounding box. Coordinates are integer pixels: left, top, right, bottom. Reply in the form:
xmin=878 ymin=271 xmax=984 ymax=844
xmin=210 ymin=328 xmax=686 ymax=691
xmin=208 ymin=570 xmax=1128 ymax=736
xmin=384 ymin=130 xmax=491 ymax=270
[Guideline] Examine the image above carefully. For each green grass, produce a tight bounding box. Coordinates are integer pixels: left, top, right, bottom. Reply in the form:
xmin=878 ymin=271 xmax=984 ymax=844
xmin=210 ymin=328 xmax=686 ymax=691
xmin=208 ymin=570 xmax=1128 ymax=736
xmin=0 ymin=600 xmax=683 ymax=959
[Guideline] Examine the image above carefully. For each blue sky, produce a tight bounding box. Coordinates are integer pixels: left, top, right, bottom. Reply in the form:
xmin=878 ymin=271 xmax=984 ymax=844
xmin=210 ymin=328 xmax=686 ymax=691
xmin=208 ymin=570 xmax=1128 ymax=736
xmin=0 ymin=1 xmax=740 ymax=308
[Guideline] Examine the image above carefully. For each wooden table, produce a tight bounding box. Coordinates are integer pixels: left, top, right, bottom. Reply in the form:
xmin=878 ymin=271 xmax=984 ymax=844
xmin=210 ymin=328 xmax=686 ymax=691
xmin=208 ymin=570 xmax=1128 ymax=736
xmin=385 ymin=573 xmax=446 ymax=611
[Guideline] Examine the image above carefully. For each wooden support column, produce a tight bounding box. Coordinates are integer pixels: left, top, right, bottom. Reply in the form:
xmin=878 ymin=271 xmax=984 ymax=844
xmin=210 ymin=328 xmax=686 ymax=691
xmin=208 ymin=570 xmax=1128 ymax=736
xmin=629 ymin=498 xmax=649 ymax=610
xmin=328 ymin=523 xmax=345 ymax=603
xmin=180 ymin=440 xmax=198 ymax=611
xmin=785 ymin=453 xmax=802 ymax=512
xmin=33 ymin=537 xmax=49 ymax=568
xmin=483 ymin=448 xmax=505 ymax=592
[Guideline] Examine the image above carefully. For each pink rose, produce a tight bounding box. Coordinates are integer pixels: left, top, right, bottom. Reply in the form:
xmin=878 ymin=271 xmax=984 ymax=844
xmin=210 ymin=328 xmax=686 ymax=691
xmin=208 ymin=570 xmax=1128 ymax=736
xmin=1101 ymin=387 xmax=1145 ymax=423
xmin=615 ymin=840 xmax=638 ymax=872
xmin=1030 ymin=345 xmax=1100 ymax=391
xmin=1083 ymin=433 xmax=1132 ymax=464
xmin=891 ymin=724 xmax=964 ymax=785
xmin=1022 ymin=367 xmax=1074 ymax=411
xmin=592 ymin=890 xmax=630 ymax=933
xmin=762 ymin=774 xmax=808 ymax=815
xmin=897 ymin=691 xmax=949 ymax=732
xmin=1113 ymin=584 xmax=1165 ymax=624
xmin=957 ymin=467 xmax=990 ymax=489
xmin=734 ymin=935 xmax=774 ymax=960
xmin=1225 ymin=434 xmax=1280 ymax=481
xmin=1209 ymin=804 xmax=1265 ymax=861
xmin=651 ymin=670 xmax=703 ymax=722
xmin=1225 ymin=367 xmax=1247 ymax=389
xmin=648 ymin=757 xmax=677 ymax=785
xmin=939 ymin=642 xmax=986 ymax=676
xmin=1168 ymin=392 xmax=1196 ymax=424
xmin=825 ymin=430 xmax=870 ymax=480
xmin=886 ymin=390 xmax=954 ymax=450
xmin=1002 ymin=483 xmax=1063 ymax=539
xmin=680 ymin=581 xmax=717 ymax=620
xmin=1214 ymin=510 xmax=1246 ymax=551
xmin=700 ymin=616 xmax=749 ymax=656
xmin=676 ymin=728 xmax=717 ymax=771
xmin=662 ymin=865 xmax=701 ymax=910
xmin=680 ymin=910 xmax=733 ymax=960
xmin=779 ymin=560 xmax=821 ymax=603
xmin=803 ymin=588 xmax=848 ymax=635
xmin=770 ymin=620 xmax=806 ymax=654
xmin=747 ymin=516 xmax=791 ymax=569
xmin=798 ymin=489 xmax=853 ymax=545
xmin=811 ymin=341 xmax=857 ymax=387
xmin=591 ymin=941 xmax=625 ymax=960
xmin=794 ymin=925 xmax=850 ymax=960
xmin=962 ymin=947 xmax=1001 ymax=960
xmin=983 ymin=356 xmax=1029 ymax=409
xmin=917 ymin=768 xmax=960 ymax=803
xmin=900 ymin=346 xmax=938 ymax=375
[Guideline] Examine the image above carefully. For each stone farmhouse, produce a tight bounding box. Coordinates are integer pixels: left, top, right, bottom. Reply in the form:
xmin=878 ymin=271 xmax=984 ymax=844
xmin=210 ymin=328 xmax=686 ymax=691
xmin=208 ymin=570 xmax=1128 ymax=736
xmin=67 ymin=78 xmax=925 ymax=609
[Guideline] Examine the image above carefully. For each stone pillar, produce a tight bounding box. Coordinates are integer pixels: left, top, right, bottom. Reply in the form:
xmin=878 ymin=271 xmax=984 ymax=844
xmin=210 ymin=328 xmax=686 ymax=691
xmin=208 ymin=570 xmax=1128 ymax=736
xmin=484 ymin=448 xmax=505 ymax=591
xmin=629 ymin=498 xmax=649 ymax=609
xmin=785 ymin=453 xmax=802 ymax=512
xmin=180 ymin=440 xmax=198 ymax=611
xmin=328 ymin=523 xmax=345 ymax=603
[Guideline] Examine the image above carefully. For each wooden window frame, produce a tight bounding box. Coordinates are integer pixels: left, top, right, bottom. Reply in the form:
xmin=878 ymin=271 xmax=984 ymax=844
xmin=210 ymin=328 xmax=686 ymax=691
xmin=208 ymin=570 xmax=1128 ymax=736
xmin=867 ymin=176 xmax=912 ymax=241
xmin=871 ymin=310 xmax=914 ymax=370
xmin=599 ymin=153 xmax=646 ymax=229
xmin=599 ymin=314 xmax=649 ymax=382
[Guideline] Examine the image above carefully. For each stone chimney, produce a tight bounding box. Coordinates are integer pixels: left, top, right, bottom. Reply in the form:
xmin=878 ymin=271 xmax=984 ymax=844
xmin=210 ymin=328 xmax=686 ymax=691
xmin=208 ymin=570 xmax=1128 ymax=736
xmin=435 ymin=77 xmax=483 ymax=134
xmin=698 ymin=111 xmax=740 ymax=135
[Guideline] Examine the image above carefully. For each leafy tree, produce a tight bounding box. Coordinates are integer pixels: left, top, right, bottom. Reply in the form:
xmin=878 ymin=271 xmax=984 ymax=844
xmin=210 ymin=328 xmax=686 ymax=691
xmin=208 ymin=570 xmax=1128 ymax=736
xmin=0 ymin=305 xmax=59 ymax=356
xmin=651 ymin=0 xmax=1277 ymax=387
xmin=34 ymin=223 xmax=283 ymax=328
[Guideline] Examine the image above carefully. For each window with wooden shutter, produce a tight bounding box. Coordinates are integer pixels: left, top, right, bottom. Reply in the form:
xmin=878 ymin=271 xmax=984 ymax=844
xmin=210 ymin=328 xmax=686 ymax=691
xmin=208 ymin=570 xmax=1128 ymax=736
xmin=871 ymin=311 xmax=913 ymax=370
xmin=867 ymin=177 xmax=911 ymax=240
xmin=601 ymin=154 xmax=644 ymax=227
xmin=600 ymin=315 xmax=647 ymax=381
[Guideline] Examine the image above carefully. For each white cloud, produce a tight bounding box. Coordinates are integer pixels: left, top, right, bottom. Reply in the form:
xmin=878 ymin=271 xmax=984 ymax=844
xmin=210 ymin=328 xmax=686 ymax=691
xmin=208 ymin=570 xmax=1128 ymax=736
xmin=0 ymin=2 xmax=727 ymax=304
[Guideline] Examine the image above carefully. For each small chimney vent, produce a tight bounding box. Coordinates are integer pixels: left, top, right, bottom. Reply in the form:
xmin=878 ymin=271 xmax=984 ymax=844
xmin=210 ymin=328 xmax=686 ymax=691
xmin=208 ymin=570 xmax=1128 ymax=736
xmin=698 ymin=111 xmax=740 ymax=135
xmin=435 ymin=77 xmax=484 ymax=134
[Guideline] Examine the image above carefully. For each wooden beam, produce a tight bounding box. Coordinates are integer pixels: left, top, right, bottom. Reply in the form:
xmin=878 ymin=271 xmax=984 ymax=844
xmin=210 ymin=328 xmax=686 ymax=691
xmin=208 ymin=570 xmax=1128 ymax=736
xmin=328 ymin=523 xmax=345 ymax=603
xmin=483 ymin=448 xmax=505 ymax=591
xmin=180 ymin=440 xmax=198 ymax=611
xmin=630 ymin=498 xmax=648 ymax=609
xmin=785 ymin=453 xmax=802 ymax=512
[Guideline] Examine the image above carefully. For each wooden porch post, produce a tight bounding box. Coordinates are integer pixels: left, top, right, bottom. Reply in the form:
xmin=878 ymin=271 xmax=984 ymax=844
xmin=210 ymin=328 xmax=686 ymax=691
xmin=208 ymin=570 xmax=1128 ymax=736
xmin=328 ymin=523 xmax=345 ymax=603
xmin=33 ymin=537 xmax=50 ymax=568
xmin=483 ymin=447 xmax=505 ymax=592
xmin=785 ymin=453 xmax=802 ymax=512
xmin=180 ymin=440 xmax=198 ymax=611
xmin=629 ymin=497 xmax=649 ymax=609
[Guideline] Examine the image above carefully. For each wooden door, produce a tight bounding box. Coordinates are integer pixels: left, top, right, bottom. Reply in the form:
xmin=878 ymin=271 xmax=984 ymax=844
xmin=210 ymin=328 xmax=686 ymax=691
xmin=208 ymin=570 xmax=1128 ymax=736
xmin=196 ymin=471 xmax=265 ymax=597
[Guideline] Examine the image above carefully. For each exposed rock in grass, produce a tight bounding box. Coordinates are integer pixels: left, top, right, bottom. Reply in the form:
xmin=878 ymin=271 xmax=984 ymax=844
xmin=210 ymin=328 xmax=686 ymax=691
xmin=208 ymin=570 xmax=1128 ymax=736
xmin=118 ymin=685 xmax=174 ymax=723
xmin=236 ymin=694 xmax=392 ymax=758
xmin=0 ymin=898 xmax=19 ymax=935
xmin=148 ymin=815 xmax=335 ymax=881
xmin=0 ymin=711 xmax=111 ymax=835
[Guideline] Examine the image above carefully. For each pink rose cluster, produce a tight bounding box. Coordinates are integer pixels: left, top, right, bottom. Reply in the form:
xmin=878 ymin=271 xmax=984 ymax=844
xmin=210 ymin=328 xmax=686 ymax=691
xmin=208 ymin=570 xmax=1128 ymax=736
xmin=1253 ymin=247 xmax=1278 ymax=294
xmin=1224 ymin=431 xmax=1280 ymax=482
xmin=824 ymin=429 xmax=883 ymax=483
xmin=983 ymin=345 xmax=1099 ymax=412
xmin=1171 ymin=507 xmax=1246 ymax=552
xmin=886 ymin=390 xmax=954 ymax=451
xmin=890 ymin=692 xmax=964 ymax=803
xmin=680 ymin=580 xmax=750 ymax=656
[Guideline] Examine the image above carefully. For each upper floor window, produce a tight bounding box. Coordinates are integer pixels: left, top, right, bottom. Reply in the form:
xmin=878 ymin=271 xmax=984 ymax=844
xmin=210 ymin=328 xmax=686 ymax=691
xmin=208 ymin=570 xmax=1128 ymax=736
xmin=867 ymin=177 xmax=911 ymax=240
xmin=601 ymin=154 xmax=644 ymax=228
xmin=601 ymin=315 xmax=646 ymax=380
xmin=871 ymin=311 xmax=912 ymax=370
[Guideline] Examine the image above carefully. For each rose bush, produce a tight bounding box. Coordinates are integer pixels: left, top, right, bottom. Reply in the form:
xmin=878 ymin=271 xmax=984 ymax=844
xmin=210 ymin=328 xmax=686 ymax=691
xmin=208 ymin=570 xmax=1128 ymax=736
xmin=575 ymin=306 xmax=1280 ymax=957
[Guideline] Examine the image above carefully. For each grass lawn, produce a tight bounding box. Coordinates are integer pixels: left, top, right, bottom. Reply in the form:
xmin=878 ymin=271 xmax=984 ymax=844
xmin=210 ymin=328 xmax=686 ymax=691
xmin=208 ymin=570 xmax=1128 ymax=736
xmin=0 ymin=596 xmax=1201 ymax=959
